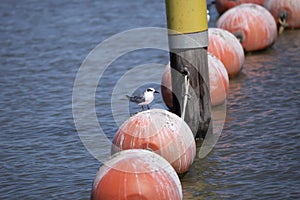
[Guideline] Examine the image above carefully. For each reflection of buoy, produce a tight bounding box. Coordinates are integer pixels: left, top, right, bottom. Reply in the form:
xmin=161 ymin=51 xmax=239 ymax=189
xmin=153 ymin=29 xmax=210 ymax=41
xmin=208 ymin=28 xmax=245 ymax=78
xmin=91 ymin=149 xmax=182 ymax=200
xmin=161 ymin=54 xmax=229 ymax=109
xmin=208 ymin=53 xmax=230 ymax=107
xmin=112 ymin=109 xmax=196 ymax=174
xmin=264 ymin=0 xmax=300 ymax=32
xmin=217 ymin=3 xmax=277 ymax=52
xmin=216 ymin=0 xmax=264 ymax=14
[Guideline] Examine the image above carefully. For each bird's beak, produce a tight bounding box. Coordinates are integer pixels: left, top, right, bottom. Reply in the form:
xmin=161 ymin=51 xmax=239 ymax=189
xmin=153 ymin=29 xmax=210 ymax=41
xmin=154 ymin=91 xmax=159 ymax=94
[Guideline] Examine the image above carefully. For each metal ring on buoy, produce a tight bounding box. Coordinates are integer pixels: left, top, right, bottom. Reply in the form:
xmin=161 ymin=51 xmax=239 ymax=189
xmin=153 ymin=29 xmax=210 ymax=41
xmin=264 ymin=0 xmax=300 ymax=31
xmin=217 ymin=3 xmax=278 ymax=52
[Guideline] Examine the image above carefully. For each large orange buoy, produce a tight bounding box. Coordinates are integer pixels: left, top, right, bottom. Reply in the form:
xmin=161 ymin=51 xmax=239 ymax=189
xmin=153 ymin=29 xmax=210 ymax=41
xmin=208 ymin=53 xmax=230 ymax=107
xmin=111 ymin=109 xmax=196 ymax=174
xmin=215 ymin=0 xmax=264 ymax=14
xmin=264 ymin=0 xmax=300 ymax=31
xmin=217 ymin=3 xmax=277 ymax=52
xmin=208 ymin=27 xmax=245 ymax=78
xmin=91 ymin=149 xmax=182 ymax=200
xmin=161 ymin=54 xmax=229 ymax=109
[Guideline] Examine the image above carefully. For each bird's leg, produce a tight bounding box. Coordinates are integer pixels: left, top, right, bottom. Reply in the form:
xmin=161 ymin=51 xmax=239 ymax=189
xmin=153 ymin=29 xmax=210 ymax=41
xmin=147 ymin=105 xmax=150 ymax=110
xmin=141 ymin=105 xmax=144 ymax=110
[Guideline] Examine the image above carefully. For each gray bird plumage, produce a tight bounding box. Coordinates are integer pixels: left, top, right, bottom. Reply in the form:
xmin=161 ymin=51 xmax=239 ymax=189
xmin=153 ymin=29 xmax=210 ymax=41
xmin=126 ymin=87 xmax=159 ymax=110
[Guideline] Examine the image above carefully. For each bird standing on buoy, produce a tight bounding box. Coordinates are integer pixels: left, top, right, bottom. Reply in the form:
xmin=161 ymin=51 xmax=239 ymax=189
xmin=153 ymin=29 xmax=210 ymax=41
xmin=126 ymin=88 xmax=159 ymax=110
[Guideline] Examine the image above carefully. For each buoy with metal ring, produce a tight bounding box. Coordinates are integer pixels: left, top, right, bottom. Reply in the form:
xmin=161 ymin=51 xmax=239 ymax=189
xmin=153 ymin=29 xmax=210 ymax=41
xmin=91 ymin=149 xmax=182 ymax=200
xmin=264 ymin=0 xmax=300 ymax=33
xmin=111 ymin=109 xmax=196 ymax=174
xmin=217 ymin=3 xmax=277 ymax=52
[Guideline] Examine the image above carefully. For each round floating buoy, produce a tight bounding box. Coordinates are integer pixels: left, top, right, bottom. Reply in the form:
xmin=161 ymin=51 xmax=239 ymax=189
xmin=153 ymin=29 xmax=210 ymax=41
xmin=208 ymin=28 xmax=245 ymax=78
xmin=216 ymin=0 xmax=264 ymax=14
xmin=112 ymin=109 xmax=196 ymax=174
xmin=91 ymin=149 xmax=182 ymax=200
xmin=264 ymin=0 xmax=300 ymax=31
xmin=161 ymin=54 xmax=229 ymax=109
xmin=208 ymin=53 xmax=230 ymax=107
xmin=217 ymin=3 xmax=277 ymax=52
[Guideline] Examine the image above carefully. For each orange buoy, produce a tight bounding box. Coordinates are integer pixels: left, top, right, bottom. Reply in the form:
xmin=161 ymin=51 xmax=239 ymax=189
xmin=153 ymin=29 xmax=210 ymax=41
xmin=208 ymin=53 xmax=230 ymax=107
xmin=264 ymin=0 xmax=300 ymax=31
xmin=161 ymin=54 xmax=229 ymax=109
xmin=91 ymin=149 xmax=182 ymax=200
xmin=111 ymin=109 xmax=196 ymax=174
xmin=208 ymin=27 xmax=245 ymax=78
xmin=217 ymin=3 xmax=277 ymax=52
xmin=216 ymin=0 xmax=264 ymax=14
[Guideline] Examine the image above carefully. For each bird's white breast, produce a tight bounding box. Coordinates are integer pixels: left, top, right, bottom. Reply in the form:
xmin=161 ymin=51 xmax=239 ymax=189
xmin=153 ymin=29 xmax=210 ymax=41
xmin=138 ymin=91 xmax=154 ymax=106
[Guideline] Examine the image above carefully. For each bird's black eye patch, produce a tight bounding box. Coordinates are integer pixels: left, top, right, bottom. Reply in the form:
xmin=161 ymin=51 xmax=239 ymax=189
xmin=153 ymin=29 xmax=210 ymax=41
xmin=147 ymin=88 xmax=153 ymax=92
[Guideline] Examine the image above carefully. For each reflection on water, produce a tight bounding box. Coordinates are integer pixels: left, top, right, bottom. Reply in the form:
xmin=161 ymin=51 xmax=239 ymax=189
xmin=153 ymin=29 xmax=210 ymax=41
xmin=1 ymin=0 xmax=299 ymax=199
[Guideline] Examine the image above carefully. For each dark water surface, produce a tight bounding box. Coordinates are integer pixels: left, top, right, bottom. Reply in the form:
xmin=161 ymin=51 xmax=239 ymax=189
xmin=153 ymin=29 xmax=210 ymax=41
xmin=1 ymin=0 xmax=299 ymax=199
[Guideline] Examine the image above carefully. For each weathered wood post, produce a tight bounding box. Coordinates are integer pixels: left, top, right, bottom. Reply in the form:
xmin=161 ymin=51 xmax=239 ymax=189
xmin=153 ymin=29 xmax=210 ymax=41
xmin=165 ymin=0 xmax=212 ymax=139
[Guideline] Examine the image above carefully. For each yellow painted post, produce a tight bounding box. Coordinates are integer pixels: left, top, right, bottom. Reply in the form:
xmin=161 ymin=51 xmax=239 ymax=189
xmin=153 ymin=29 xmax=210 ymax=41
xmin=165 ymin=0 xmax=212 ymax=139
xmin=166 ymin=0 xmax=208 ymax=34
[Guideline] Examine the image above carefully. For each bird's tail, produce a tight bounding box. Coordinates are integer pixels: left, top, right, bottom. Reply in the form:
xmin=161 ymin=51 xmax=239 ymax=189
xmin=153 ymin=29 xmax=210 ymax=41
xmin=125 ymin=95 xmax=131 ymax=100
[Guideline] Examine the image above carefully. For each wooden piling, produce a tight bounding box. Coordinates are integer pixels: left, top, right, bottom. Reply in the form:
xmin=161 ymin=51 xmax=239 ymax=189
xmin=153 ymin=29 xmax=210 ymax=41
xmin=165 ymin=0 xmax=212 ymax=139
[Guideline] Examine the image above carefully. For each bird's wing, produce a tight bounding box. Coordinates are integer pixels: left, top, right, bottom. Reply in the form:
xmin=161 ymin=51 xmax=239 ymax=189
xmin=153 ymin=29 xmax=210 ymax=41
xmin=126 ymin=94 xmax=145 ymax=104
